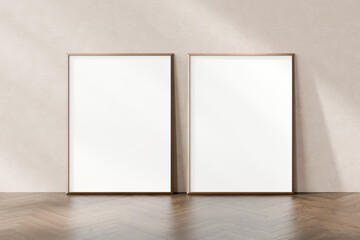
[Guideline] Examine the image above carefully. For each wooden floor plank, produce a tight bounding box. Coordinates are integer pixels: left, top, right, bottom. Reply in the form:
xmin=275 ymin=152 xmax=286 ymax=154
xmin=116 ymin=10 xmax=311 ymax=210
xmin=0 ymin=193 xmax=360 ymax=239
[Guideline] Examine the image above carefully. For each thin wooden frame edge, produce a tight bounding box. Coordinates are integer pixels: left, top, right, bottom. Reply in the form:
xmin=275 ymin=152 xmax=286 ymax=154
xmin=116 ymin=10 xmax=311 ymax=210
xmin=188 ymin=192 xmax=294 ymax=195
xmin=292 ymin=54 xmax=296 ymax=193
xmin=67 ymin=53 xmax=174 ymax=195
xmin=187 ymin=53 xmax=295 ymax=195
xmin=170 ymin=54 xmax=175 ymax=194
xmin=188 ymin=53 xmax=294 ymax=56
xmin=67 ymin=192 xmax=172 ymax=195
xmin=187 ymin=54 xmax=191 ymax=194
xmin=67 ymin=54 xmax=70 ymax=194
xmin=67 ymin=53 xmax=174 ymax=56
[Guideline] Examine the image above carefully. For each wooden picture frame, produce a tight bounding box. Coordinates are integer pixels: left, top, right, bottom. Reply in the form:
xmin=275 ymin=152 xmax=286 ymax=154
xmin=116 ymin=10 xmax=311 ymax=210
xmin=188 ymin=53 xmax=295 ymax=195
xmin=67 ymin=53 xmax=174 ymax=195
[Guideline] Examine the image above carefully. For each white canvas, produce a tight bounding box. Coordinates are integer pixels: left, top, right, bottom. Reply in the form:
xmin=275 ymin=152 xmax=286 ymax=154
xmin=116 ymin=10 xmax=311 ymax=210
xmin=189 ymin=55 xmax=293 ymax=193
xmin=69 ymin=55 xmax=172 ymax=193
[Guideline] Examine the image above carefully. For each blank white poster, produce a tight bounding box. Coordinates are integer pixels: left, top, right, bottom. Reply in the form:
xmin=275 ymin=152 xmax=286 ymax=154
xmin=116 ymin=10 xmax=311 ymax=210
xmin=69 ymin=55 xmax=172 ymax=193
xmin=189 ymin=55 xmax=293 ymax=193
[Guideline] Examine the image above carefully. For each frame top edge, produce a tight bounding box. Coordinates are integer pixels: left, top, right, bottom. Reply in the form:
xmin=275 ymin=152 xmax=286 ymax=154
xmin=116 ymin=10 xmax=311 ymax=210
xmin=188 ymin=53 xmax=295 ymax=56
xmin=67 ymin=53 xmax=174 ymax=56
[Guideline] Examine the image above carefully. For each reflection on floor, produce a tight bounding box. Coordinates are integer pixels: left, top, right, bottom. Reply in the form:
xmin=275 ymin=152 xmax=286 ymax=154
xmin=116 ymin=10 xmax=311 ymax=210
xmin=0 ymin=193 xmax=359 ymax=239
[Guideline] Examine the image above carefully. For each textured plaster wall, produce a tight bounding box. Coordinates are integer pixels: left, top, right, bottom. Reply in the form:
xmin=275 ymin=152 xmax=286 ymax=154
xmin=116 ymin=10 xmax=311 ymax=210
xmin=1 ymin=0 xmax=360 ymax=192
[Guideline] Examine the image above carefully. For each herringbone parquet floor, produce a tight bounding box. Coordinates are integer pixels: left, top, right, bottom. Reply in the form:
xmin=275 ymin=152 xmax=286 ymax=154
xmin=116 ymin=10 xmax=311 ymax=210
xmin=0 ymin=193 xmax=360 ymax=240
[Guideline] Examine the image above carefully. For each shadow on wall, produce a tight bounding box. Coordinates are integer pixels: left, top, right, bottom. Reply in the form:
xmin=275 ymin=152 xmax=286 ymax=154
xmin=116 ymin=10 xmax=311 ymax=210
xmin=0 ymin=2 xmax=68 ymax=191
xmin=294 ymin=59 xmax=342 ymax=192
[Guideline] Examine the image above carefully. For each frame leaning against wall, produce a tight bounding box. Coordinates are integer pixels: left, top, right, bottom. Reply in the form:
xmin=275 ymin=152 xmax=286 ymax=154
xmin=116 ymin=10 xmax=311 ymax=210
xmin=67 ymin=53 xmax=175 ymax=195
xmin=187 ymin=53 xmax=295 ymax=195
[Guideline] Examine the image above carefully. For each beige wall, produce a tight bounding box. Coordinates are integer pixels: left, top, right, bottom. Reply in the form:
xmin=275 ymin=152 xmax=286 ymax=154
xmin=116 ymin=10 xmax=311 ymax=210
xmin=1 ymin=0 xmax=360 ymax=192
